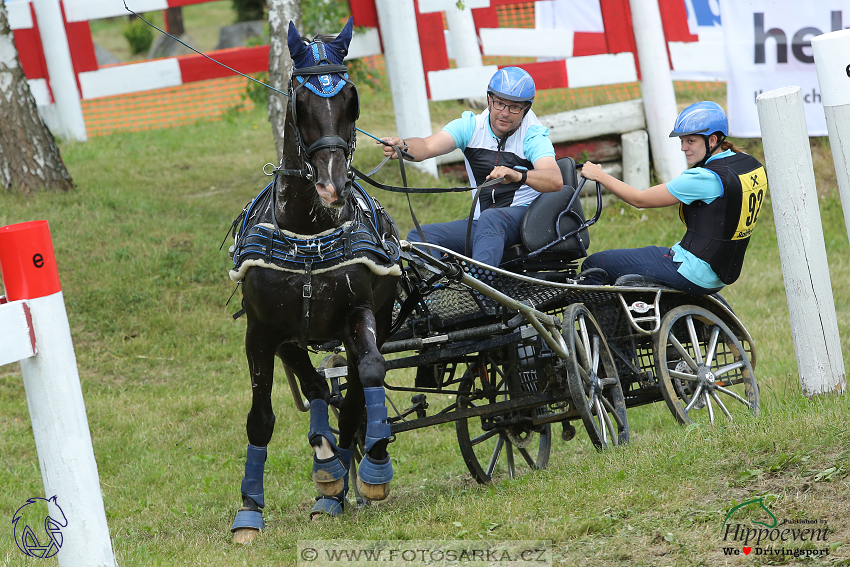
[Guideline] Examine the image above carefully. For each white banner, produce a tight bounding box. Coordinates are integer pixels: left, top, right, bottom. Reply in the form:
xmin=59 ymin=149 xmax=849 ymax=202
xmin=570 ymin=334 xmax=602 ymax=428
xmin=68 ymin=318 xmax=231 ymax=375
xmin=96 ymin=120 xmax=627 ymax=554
xmin=719 ymin=0 xmax=850 ymax=137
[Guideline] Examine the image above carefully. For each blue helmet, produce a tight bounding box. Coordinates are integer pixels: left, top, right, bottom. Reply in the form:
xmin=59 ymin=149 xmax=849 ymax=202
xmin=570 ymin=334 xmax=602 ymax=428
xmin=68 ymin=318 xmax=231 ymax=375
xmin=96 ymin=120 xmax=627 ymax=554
xmin=669 ymin=101 xmax=728 ymax=138
xmin=487 ymin=67 xmax=535 ymax=103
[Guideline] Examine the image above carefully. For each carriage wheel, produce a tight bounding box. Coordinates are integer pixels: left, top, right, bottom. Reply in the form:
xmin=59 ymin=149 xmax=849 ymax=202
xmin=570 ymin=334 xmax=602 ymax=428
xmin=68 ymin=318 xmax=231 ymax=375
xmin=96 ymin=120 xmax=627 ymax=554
xmin=455 ymin=359 xmax=552 ymax=484
xmin=654 ymin=305 xmax=759 ymax=426
xmin=562 ymin=303 xmax=629 ymax=449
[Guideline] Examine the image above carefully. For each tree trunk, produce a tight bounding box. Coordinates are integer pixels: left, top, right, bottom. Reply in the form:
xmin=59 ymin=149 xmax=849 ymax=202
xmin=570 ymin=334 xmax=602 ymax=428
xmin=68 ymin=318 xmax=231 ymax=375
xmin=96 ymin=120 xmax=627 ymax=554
xmin=164 ymin=7 xmax=185 ymax=37
xmin=267 ymin=0 xmax=300 ymax=163
xmin=0 ymin=2 xmax=73 ymax=195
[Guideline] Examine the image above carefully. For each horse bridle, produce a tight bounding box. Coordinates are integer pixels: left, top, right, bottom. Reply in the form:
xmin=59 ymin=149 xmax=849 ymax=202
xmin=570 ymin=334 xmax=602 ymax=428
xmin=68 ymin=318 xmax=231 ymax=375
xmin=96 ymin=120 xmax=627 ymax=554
xmin=274 ymin=39 xmax=360 ymax=181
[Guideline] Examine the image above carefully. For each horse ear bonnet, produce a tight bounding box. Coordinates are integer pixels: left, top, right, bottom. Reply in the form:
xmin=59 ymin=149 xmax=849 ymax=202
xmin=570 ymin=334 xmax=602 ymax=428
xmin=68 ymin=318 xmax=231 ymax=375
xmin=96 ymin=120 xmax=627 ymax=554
xmin=328 ymin=17 xmax=353 ymax=56
xmin=287 ymin=22 xmax=309 ymax=62
xmin=287 ymin=17 xmax=354 ymax=98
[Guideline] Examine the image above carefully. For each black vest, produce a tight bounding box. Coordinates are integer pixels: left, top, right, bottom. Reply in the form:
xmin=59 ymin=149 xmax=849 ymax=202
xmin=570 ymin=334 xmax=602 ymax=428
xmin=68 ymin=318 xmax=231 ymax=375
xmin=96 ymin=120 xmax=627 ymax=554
xmin=678 ymin=152 xmax=767 ymax=285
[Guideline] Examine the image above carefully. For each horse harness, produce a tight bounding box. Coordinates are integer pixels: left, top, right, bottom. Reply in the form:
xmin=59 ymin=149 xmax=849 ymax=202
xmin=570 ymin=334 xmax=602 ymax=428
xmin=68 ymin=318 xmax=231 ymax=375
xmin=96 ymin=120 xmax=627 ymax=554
xmin=227 ymin=180 xmax=400 ymax=349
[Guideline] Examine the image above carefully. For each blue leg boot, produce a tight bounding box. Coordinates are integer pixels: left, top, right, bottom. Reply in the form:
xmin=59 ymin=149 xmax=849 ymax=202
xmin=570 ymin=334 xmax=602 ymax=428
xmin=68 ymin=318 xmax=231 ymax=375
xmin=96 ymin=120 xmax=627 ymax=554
xmin=231 ymin=444 xmax=266 ymax=537
xmin=310 ymin=445 xmax=353 ymax=518
xmin=309 ymin=399 xmax=347 ymax=496
xmin=356 ymin=387 xmax=393 ymax=501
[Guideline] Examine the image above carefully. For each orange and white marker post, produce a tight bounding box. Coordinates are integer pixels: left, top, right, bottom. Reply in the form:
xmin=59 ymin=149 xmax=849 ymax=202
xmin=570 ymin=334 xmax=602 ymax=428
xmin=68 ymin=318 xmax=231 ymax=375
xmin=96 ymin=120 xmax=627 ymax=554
xmin=0 ymin=221 xmax=116 ymax=566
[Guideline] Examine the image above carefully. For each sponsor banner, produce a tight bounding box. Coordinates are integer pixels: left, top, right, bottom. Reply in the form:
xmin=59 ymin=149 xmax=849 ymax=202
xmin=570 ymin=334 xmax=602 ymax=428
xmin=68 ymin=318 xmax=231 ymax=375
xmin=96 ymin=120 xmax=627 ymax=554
xmin=719 ymin=0 xmax=850 ymax=137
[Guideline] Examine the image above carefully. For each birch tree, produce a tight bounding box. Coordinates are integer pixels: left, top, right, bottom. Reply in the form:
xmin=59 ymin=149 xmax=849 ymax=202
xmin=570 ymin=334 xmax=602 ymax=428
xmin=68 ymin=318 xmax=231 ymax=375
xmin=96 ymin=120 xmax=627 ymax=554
xmin=267 ymin=0 xmax=300 ymax=163
xmin=0 ymin=0 xmax=73 ymax=194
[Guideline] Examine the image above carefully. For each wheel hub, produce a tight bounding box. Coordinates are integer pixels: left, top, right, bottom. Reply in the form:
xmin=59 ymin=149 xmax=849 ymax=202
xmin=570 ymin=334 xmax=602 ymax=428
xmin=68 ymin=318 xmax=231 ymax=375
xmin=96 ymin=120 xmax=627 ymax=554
xmin=697 ymin=367 xmax=716 ymax=390
xmin=504 ymin=426 xmax=534 ymax=448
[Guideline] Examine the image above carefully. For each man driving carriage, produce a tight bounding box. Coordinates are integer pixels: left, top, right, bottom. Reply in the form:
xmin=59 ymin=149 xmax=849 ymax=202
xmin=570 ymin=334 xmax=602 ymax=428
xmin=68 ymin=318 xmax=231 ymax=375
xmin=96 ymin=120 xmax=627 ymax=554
xmin=379 ymin=67 xmax=563 ymax=268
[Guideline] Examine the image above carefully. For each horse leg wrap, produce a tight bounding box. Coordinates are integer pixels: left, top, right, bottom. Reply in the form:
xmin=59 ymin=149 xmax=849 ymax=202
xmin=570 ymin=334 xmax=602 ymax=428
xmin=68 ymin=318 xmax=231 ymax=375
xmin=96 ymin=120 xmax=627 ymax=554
xmin=239 ymin=444 xmax=267 ymax=509
xmin=308 ymin=398 xmax=339 ymax=450
xmin=309 ymin=399 xmax=346 ymax=492
xmin=358 ymin=387 xmax=393 ymax=489
xmin=363 ymin=387 xmax=391 ymax=452
xmin=311 ymin=445 xmax=353 ymax=517
xmin=231 ymin=444 xmax=266 ymax=533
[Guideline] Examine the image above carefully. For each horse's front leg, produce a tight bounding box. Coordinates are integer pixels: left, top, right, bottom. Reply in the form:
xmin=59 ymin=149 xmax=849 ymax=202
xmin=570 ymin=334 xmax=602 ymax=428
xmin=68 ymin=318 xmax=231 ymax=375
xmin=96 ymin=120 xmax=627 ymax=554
xmin=276 ymin=345 xmax=352 ymax=514
xmin=232 ymin=321 xmax=277 ymax=543
xmin=344 ymin=307 xmax=393 ymax=501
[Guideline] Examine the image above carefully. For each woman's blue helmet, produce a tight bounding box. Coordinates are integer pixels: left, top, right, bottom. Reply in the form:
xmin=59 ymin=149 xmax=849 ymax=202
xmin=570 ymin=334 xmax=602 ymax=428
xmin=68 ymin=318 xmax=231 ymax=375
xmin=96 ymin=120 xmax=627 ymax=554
xmin=487 ymin=67 xmax=536 ymax=103
xmin=669 ymin=101 xmax=728 ymax=138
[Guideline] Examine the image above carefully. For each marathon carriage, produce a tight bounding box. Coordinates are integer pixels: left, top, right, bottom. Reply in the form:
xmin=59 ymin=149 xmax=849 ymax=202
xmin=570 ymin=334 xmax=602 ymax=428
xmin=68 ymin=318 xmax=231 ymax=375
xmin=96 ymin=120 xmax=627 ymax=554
xmin=280 ymin=156 xmax=760 ymax=485
xmin=225 ymin=20 xmax=760 ymax=538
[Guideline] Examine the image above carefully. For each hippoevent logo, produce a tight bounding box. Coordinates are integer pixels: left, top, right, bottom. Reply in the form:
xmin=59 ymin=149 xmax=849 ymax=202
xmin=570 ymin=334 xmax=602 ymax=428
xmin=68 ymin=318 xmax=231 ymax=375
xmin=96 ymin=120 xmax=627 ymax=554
xmin=721 ymin=497 xmax=831 ymax=558
xmin=11 ymin=496 xmax=67 ymax=559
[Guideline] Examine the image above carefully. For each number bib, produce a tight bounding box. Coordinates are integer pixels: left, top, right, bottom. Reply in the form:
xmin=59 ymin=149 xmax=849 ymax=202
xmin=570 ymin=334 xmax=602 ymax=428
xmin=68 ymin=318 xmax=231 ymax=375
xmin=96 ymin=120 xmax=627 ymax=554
xmin=732 ymin=166 xmax=767 ymax=240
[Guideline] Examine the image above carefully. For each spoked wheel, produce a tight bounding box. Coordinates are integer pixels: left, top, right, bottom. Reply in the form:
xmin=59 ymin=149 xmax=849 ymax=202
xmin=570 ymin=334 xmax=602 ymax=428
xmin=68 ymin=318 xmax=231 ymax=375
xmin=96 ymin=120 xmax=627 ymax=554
xmin=455 ymin=358 xmax=552 ymax=484
xmin=654 ymin=305 xmax=758 ymax=425
xmin=563 ymin=303 xmax=629 ymax=449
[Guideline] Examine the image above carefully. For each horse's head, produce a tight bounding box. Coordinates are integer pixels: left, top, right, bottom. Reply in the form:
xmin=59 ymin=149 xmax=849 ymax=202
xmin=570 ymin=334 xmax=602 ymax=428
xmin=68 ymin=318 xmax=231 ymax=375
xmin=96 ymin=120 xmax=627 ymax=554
xmin=287 ymin=18 xmax=358 ymax=209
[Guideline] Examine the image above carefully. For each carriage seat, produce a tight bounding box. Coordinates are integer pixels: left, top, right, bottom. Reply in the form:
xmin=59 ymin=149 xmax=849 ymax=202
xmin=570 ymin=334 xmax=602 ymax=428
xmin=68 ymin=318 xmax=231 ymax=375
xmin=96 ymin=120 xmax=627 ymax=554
xmin=499 ymin=156 xmax=590 ymax=270
xmin=613 ymin=273 xmax=734 ymax=311
xmin=613 ymin=274 xmax=674 ymax=290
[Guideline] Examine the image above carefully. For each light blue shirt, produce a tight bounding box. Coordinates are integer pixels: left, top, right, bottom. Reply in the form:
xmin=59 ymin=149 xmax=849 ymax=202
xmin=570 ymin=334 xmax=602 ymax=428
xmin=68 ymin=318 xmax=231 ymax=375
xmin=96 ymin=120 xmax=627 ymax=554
xmin=442 ymin=111 xmax=555 ymax=164
xmin=665 ymin=150 xmax=734 ymax=290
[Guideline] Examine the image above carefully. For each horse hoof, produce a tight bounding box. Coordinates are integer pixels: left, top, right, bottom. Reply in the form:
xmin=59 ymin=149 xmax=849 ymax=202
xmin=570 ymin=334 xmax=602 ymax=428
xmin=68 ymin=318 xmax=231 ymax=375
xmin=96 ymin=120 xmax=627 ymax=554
xmin=231 ymin=508 xmax=264 ymax=544
xmin=313 ymin=477 xmax=345 ymax=496
xmin=310 ymin=494 xmax=345 ymax=519
xmin=312 ymin=453 xmax=347 ymax=496
xmin=356 ymin=453 xmax=393 ymax=501
xmin=356 ymin=477 xmax=391 ymax=501
xmin=233 ymin=528 xmax=259 ymax=544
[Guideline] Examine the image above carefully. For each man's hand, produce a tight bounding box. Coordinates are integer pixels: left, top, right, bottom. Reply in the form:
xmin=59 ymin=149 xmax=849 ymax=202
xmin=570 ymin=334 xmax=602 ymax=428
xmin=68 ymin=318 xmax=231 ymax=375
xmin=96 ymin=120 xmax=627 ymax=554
xmin=379 ymin=136 xmax=406 ymax=159
xmin=487 ymin=165 xmax=523 ymax=184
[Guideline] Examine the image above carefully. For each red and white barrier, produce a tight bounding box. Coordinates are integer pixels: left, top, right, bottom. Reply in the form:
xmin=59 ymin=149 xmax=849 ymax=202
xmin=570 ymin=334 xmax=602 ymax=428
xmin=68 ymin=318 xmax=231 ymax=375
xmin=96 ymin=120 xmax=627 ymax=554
xmin=0 ymin=221 xmax=117 ymax=566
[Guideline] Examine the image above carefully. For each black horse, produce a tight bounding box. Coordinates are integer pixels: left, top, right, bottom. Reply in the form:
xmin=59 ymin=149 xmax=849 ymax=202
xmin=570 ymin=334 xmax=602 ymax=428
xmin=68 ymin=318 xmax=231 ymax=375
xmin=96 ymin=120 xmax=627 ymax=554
xmin=227 ymin=18 xmax=400 ymax=542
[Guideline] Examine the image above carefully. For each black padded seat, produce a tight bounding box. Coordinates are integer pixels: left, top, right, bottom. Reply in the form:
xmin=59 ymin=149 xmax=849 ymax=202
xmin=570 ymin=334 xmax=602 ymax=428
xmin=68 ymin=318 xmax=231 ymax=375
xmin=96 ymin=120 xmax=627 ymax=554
xmin=499 ymin=156 xmax=589 ymax=270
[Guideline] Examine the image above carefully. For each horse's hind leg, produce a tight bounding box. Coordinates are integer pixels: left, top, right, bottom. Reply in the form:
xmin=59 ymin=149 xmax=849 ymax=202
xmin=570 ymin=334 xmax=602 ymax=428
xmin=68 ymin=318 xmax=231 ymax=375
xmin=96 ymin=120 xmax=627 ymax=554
xmin=343 ymin=308 xmax=393 ymax=501
xmin=232 ymin=322 xmax=277 ymax=543
xmin=276 ymin=344 xmax=351 ymax=517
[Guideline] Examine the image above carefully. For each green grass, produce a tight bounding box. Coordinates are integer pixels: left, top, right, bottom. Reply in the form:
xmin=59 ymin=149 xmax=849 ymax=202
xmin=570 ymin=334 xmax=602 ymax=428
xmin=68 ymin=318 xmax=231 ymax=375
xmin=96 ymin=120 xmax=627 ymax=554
xmin=1 ymin=91 xmax=849 ymax=566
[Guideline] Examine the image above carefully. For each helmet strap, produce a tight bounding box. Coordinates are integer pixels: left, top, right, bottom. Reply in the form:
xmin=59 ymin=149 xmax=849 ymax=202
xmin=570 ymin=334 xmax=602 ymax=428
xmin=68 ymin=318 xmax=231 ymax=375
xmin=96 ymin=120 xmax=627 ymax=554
xmin=694 ymin=133 xmax=725 ymax=168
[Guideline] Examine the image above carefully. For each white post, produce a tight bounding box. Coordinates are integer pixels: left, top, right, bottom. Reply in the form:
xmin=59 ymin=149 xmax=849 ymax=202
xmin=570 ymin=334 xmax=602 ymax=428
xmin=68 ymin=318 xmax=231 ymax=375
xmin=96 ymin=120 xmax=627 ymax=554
xmin=756 ymin=87 xmax=846 ymax=397
xmin=621 ymin=129 xmax=650 ymax=190
xmin=445 ymin=5 xmax=482 ymax=70
xmin=374 ymin=0 xmax=437 ymax=177
xmin=0 ymin=221 xmax=115 ymax=566
xmin=30 ymin=0 xmax=87 ymax=141
xmin=812 ymin=29 xmax=850 ymax=248
xmin=627 ymin=0 xmax=685 ymax=182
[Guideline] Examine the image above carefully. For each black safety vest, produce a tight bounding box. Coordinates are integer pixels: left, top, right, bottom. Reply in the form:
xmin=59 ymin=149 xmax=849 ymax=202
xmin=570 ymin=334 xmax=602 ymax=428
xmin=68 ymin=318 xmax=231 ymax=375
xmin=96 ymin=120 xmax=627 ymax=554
xmin=678 ymin=152 xmax=767 ymax=285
